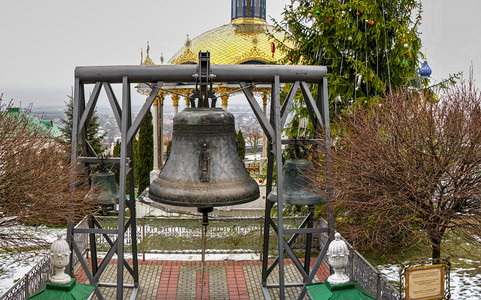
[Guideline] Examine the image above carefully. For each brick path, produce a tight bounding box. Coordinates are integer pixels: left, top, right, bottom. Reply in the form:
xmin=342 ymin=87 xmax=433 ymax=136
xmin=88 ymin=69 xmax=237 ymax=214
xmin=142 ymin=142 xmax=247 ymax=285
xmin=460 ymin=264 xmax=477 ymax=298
xmin=75 ymin=259 xmax=329 ymax=300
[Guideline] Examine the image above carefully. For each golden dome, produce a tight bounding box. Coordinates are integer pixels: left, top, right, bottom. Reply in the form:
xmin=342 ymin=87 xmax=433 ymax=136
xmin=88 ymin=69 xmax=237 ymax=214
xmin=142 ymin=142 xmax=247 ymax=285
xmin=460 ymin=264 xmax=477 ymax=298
xmin=169 ymin=17 xmax=288 ymax=65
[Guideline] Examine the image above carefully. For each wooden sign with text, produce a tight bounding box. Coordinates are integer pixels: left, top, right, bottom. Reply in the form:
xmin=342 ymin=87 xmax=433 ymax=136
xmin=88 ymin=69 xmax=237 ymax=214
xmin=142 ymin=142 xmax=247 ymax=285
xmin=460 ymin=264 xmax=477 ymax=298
xmin=405 ymin=264 xmax=445 ymax=300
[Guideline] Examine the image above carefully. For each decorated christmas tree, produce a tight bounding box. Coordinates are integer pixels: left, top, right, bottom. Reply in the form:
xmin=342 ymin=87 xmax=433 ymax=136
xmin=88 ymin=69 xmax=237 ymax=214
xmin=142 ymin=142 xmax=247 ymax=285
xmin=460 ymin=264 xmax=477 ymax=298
xmin=272 ymin=0 xmax=423 ymax=111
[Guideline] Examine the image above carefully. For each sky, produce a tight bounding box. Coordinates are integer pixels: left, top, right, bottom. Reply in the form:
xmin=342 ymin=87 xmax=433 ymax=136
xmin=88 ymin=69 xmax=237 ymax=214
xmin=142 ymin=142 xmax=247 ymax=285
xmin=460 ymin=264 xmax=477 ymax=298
xmin=0 ymin=0 xmax=480 ymax=107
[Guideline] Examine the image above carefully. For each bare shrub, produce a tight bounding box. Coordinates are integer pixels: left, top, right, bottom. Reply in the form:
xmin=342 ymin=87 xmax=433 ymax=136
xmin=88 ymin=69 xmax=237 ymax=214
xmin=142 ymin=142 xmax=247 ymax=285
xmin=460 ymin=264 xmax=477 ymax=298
xmin=311 ymin=78 xmax=481 ymax=259
xmin=0 ymin=98 xmax=94 ymax=229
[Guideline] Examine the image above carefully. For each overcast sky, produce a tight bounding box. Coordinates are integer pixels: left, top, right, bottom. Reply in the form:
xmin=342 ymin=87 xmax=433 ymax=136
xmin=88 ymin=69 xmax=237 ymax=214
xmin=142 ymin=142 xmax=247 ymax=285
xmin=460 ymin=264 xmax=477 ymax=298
xmin=0 ymin=0 xmax=480 ymax=107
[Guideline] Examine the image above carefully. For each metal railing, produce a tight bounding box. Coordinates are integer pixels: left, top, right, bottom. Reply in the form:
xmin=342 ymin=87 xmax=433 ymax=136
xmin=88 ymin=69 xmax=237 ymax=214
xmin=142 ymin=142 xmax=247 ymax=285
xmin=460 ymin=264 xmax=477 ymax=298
xmin=0 ymin=217 xmax=89 ymax=300
xmin=320 ymin=231 xmax=400 ymax=300
xmin=2 ymin=215 xmax=399 ymax=299
xmin=93 ymin=216 xmax=322 ymax=260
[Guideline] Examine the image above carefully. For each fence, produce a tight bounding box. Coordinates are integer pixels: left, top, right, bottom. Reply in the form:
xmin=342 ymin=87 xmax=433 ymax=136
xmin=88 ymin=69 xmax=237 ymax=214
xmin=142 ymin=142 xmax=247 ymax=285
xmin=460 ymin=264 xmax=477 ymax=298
xmin=93 ymin=216 xmax=322 ymax=260
xmin=2 ymin=215 xmax=399 ymax=299
xmin=319 ymin=229 xmax=400 ymax=300
xmin=0 ymin=217 xmax=89 ymax=300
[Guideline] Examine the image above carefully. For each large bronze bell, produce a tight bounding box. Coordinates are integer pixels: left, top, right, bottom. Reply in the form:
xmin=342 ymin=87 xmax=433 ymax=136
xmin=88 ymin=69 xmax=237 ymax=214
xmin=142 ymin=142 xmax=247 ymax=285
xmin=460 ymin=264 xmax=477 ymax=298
xmin=149 ymin=107 xmax=259 ymax=208
xmin=86 ymin=171 xmax=119 ymax=214
xmin=267 ymin=147 xmax=323 ymax=206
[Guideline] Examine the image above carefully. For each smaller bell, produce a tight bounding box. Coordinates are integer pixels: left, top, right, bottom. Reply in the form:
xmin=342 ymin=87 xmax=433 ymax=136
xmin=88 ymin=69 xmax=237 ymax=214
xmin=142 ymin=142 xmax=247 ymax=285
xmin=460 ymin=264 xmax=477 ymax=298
xmin=86 ymin=171 xmax=119 ymax=214
xmin=268 ymin=146 xmax=323 ymax=206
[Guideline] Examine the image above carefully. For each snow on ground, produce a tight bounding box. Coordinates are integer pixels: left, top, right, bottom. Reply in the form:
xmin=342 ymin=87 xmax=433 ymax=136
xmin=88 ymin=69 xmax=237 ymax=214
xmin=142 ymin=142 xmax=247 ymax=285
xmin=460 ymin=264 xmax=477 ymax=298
xmin=377 ymin=261 xmax=481 ymax=299
xmin=0 ymin=223 xmax=260 ymax=296
xmin=2 ymin=225 xmax=481 ymax=299
xmin=0 ymin=226 xmax=63 ymax=295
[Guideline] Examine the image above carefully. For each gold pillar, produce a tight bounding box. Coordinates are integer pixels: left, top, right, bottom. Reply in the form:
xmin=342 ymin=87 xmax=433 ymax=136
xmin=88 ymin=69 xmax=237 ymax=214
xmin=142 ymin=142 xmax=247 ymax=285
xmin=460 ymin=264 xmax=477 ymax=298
xmin=221 ymin=95 xmax=229 ymax=111
xmin=185 ymin=97 xmax=191 ymax=108
xmin=172 ymin=94 xmax=179 ymax=116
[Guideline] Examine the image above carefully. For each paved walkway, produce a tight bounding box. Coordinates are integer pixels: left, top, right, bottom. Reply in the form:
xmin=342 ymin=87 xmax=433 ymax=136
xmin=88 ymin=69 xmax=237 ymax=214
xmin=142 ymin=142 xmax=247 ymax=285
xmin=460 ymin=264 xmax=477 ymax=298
xmin=75 ymin=259 xmax=329 ymax=300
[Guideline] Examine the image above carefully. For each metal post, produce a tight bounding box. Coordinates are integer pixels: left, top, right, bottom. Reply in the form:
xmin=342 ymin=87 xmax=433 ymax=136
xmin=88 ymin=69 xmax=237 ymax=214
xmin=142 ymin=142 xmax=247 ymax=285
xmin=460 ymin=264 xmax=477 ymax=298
xmin=87 ymin=215 xmax=98 ymax=276
xmin=319 ymin=78 xmax=334 ymax=240
xmin=304 ymin=205 xmax=314 ymax=274
xmin=272 ymin=75 xmax=285 ymax=299
xmin=129 ymin=160 xmax=140 ymax=289
xmin=116 ymin=76 xmax=130 ymax=299
xmin=199 ymin=207 xmax=212 ymax=299
xmin=142 ymin=217 xmax=146 ymax=261
xmin=66 ymin=221 xmax=74 ymax=276
xmin=377 ymin=272 xmax=382 ymax=299
xmin=259 ymin=219 xmax=264 ymax=261
xmin=261 ymin=145 xmax=274 ymax=286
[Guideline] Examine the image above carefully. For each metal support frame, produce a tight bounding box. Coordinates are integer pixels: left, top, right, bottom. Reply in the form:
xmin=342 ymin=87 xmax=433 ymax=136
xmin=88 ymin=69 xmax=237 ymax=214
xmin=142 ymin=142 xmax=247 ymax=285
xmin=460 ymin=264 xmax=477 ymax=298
xmin=68 ymin=56 xmax=331 ymax=299
xmin=258 ymin=77 xmax=334 ymax=300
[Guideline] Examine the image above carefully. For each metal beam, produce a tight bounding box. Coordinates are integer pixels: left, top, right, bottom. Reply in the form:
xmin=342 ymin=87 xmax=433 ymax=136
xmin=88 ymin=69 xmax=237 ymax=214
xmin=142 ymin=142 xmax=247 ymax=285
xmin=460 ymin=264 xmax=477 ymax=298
xmin=280 ymin=81 xmax=300 ymax=128
xmin=71 ymin=78 xmax=81 ymax=162
xmin=78 ymin=157 xmax=121 ymax=164
xmin=75 ymin=64 xmax=327 ymax=84
xmin=103 ymin=82 xmax=122 ymax=129
xmin=78 ymin=82 xmax=102 ymax=136
xmin=283 ymin=228 xmax=329 ymax=234
xmin=300 ymin=81 xmax=323 ymax=131
xmin=240 ymin=82 xmax=274 ymax=141
xmin=126 ymin=82 xmax=163 ymax=142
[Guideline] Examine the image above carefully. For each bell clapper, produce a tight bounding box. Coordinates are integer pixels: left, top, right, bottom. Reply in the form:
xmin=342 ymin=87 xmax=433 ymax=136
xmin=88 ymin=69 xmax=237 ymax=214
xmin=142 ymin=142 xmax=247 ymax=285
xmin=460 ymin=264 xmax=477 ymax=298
xmin=198 ymin=207 xmax=213 ymax=299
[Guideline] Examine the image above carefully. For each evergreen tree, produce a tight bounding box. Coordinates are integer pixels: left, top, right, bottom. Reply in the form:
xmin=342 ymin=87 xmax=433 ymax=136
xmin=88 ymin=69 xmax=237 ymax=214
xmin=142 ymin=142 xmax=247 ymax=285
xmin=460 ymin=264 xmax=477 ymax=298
xmin=112 ymin=139 xmax=121 ymax=182
xmin=236 ymin=129 xmax=246 ymax=160
xmin=274 ymin=0 xmax=423 ymax=111
xmin=62 ymin=94 xmax=105 ymax=155
xmin=135 ymin=109 xmax=153 ymax=196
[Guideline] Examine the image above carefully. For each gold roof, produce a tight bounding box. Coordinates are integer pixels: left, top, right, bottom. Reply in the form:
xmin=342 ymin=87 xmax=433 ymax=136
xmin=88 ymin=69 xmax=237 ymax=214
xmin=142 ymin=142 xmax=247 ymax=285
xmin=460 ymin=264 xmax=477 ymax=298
xmin=169 ymin=18 xmax=287 ymax=65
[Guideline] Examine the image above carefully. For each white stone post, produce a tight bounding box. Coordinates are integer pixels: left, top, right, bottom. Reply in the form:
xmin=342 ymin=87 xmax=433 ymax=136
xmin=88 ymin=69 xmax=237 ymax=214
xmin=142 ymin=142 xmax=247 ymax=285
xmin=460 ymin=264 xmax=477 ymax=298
xmin=49 ymin=233 xmax=71 ymax=284
xmin=326 ymin=232 xmax=350 ymax=285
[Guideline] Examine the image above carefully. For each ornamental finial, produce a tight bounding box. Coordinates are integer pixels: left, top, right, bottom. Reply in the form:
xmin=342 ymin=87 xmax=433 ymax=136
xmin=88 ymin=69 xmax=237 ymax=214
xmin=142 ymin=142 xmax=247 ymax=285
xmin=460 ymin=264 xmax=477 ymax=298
xmin=49 ymin=232 xmax=71 ymax=284
xmin=326 ymin=232 xmax=350 ymax=285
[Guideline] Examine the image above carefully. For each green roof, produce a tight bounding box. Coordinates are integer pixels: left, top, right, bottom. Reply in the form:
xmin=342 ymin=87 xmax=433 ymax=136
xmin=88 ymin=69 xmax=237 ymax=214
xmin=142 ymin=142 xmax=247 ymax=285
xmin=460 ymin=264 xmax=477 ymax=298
xmin=306 ymin=281 xmax=375 ymax=300
xmin=28 ymin=278 xmax=95 ymax=300
xmin=6 ymin=107 xmax=64 ymax=138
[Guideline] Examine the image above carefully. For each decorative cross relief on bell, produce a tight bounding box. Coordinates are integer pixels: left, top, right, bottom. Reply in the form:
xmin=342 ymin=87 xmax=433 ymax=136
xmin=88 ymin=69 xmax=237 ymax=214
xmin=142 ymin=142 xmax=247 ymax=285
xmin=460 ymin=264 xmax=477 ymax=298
xmin=50 ymin=232 xmax=71 ymax=284
xmin=326 ymin=232 xmax=350 ymax=285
